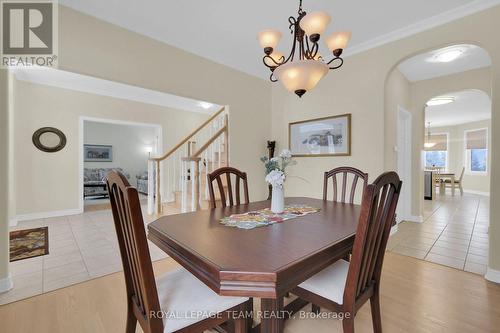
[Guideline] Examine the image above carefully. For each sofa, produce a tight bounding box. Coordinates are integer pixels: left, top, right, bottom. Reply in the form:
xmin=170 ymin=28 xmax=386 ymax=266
xmin=84 ymin=168 xmax=130 ymax=198
xmin=136 ymin=171 xmax=155 ymax=195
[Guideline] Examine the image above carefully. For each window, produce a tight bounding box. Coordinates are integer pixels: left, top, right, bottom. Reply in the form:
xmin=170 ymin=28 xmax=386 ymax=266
xmin=425 ymin=151 xmax=447 ymax=168
xmin=465 ymin=128 xmax=488 ymax=174
xmin=424 ymin=133 xmax=448 ymax=169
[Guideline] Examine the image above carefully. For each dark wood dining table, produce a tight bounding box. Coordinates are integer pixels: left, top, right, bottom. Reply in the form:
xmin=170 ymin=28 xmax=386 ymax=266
xmin=147 ymin=197 xmax=360 ymax=333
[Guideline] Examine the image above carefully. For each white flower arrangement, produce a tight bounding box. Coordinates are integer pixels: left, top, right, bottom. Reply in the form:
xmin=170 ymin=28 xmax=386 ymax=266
xmin=265 ymin=169 xmax=285 ymax=187
xmin=260 ymin=149 xmax=297 ymax=186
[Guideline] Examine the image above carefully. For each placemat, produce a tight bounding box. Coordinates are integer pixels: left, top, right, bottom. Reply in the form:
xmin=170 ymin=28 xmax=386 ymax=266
xmin=220 ymin=204 xmax=320 ymax=229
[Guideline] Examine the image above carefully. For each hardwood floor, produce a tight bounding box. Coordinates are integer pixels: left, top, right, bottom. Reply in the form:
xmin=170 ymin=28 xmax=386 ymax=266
xmin=0 ymin=253 xmax=499 ymax=333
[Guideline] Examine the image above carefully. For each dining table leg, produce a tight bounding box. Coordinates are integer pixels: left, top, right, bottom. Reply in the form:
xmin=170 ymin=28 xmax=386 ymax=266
xmin=260 ymin=298 xmax=284 ymax=333
xmin=451 ymin=175 xmax=455 ymax=196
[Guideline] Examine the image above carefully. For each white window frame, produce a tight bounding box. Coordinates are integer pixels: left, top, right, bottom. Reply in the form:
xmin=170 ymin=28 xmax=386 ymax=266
xmin=464 ymin=127 xmax=488 ymax=176
xmin=424 ymin=132 xmax=449 ymax=171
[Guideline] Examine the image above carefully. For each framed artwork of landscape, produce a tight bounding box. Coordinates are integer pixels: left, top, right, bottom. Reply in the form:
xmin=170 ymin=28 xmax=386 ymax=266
xmin=84 ymin=144 xmax=113 ymax=162
xmin=289 ymin=114 xmax=351 ymax=157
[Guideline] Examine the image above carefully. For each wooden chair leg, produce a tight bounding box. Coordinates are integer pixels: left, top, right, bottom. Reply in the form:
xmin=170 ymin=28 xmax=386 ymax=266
xmin=342 ymin=317 xmax=355 ymax=333
xmin=125 ymin=305 xmax=137 ymax=333
xmin=370 ymin=292 xmax=383 ymax=333
xmin=311 ymin=304 xmax=320 ymax=314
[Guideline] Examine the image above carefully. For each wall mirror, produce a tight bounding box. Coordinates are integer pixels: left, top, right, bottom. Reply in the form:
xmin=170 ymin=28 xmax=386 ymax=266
xmin=32 ymin=127 xmax=67 ymax=153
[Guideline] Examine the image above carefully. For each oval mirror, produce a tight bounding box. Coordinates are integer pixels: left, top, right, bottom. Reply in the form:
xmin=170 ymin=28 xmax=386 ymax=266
xmin=32 ymin=127 xmax=67 ymax=153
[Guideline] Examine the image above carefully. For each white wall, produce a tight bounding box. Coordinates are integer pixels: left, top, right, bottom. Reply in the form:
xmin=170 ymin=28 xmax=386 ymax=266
xmin=429 ymin=119 xmax=491 ymax=194
xmin=84 ymin=121 xmax=159 ymax=182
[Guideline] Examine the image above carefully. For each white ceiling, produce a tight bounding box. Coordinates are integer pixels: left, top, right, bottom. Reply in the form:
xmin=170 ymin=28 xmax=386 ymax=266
xmin=398 ymin=44 xmax=491 ymax=82
xmin=425 ymin=89 xmax=491 ymax=127
xmin=58 ymin=0 xmax=500 ymax=79
xmin=12 ymin=67 xmax=221 ymax=114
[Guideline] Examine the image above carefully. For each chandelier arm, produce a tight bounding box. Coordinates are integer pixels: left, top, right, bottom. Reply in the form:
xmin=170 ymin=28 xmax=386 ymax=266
xmin=327 ymin=57 xmax=344 ymax=69
xmin=270 ymin=72 xmax=278 ymax=82
xmin=288 ymin=16 xmax=296 ymax=34
xmin=262 ymin=54 xmax=283 ymax=68
xmin=283 ymin=18 xmax=299 ymax=64
xmin=308 ymin=42 xmax=319 ymax=60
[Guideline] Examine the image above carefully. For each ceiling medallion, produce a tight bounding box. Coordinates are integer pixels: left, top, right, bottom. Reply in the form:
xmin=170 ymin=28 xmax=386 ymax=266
xmin=258 ymin=0 xmax=351 ymax=97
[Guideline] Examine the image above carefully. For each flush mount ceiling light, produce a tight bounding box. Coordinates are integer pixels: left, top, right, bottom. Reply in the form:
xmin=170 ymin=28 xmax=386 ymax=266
xmin=429 ymin=45 xmax=469 ymax=63
xmin=426 ymin=96 xmax=455 ymax=106
xmin=258 ymin=0 xmax=351 ymax=97
xmin=198 ymin=101 xmax=213 ymax=110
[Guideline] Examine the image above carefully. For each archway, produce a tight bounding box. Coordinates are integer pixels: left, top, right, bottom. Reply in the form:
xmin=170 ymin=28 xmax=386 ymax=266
xmin=384 ymin=44 xmax=493 ymax=276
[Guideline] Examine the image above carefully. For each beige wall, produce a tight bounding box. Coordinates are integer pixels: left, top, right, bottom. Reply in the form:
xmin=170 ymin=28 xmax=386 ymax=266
xmin=429 ymin=120 xmax=491 ymax=193
xmin=384 ymin=69 xmax=411 ymax=171
xmin=0 ymin=70 xmax=11 ymax=287
xmin=271 ymin=7 xmax=500 ymax=272
xmin=14 ymin=79 xmax=209 ymax=216
xmin=57 ymin=6 xmax=272 ymax=202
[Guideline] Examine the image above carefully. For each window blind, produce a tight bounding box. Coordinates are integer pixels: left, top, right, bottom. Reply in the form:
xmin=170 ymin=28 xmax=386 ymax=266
xmin=425 ymin=133 xmax=448 ymax=151
xmin=466 ymin=129 xmax=487 ymax=149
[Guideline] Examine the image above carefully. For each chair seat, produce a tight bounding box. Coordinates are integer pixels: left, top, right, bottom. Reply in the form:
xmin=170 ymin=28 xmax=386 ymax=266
xmin=156 ymin=268 xmax=248 ymax=333
xmin=298 ymin=259 xmax=349 ymax=305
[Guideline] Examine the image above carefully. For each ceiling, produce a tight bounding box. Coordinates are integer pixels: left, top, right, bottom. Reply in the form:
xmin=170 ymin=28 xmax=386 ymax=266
xmin=58 ymin=0 xmax=500 ymax=79
xmin=398 ymin=44 xmax=491 ymax=82
xmin=12 ymin=68 xmax=221 ymax=114
xmin=425 ymin=89 xmax=491 ymax=127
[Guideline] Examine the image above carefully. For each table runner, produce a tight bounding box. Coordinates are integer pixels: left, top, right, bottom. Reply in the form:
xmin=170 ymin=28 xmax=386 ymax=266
xmin=220 ymin=204 xmax=320 ymax=229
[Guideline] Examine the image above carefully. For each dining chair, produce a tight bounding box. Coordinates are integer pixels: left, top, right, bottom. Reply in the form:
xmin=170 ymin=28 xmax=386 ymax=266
xmin=106 ymin=171 xmax=251 ymax=333
xmin=443 ymin=166 xmax=465 ymax=195
xmin=293 ymin=171 xmax=402 ymax=333
xmin=207 ymin=167 xmax=249 ymax=209
xmin=323 ymin=167 xmax=369 ymax=204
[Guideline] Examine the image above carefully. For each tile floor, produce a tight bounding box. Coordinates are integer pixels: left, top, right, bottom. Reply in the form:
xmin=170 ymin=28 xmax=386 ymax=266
xmin=1 ymin=204 xmax=178 ymax=305
xmin=387 ymin=192 xmax=489 ymax=275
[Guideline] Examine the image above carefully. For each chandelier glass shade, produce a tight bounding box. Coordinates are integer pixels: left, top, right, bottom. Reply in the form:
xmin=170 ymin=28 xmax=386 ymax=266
xmin=258 ymin=0 xmax=350 ymax=97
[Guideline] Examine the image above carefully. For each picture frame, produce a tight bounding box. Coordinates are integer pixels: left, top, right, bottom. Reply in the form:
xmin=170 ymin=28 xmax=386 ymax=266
xmin=288 ymin=114 xmax=351 ymax=157
xmin=84 ymin=144 xmax=113 ymax=162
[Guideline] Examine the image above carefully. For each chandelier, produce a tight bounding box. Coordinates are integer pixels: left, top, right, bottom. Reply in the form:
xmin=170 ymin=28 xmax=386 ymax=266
xmin=258 ymin=0 xmax=351 ymax=97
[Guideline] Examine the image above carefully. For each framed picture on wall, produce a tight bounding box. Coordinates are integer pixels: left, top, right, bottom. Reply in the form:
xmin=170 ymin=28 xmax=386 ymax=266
xmin=84 ymin=144 xmax=113 ymax=162
xmin=289 ymin=114 xmax=351 ymax=157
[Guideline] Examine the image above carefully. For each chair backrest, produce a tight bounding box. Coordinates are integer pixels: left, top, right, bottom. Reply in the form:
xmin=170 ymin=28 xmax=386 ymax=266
xmin=323 ymin=167 xmax=369 ymax=204
xmin=458 ymin=166 xmax=465 ymax=181
xmin=343 ymin=172 xmax=402 ymax=308
xmin=207 ymin=167 xmax=249 ymax=209
xmin=106 ymin=171 xmax=163 ymax=333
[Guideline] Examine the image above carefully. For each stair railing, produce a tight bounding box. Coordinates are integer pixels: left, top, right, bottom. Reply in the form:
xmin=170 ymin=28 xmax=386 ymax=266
xmin=181 ymin=113 xmax=228 ymax=212
xmin=148 ymin=106 xmax=227 ymax=215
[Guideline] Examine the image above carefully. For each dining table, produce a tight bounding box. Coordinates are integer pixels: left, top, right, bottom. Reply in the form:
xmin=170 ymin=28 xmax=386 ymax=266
xmin=147 ymin=197 xmax=360 ymax=333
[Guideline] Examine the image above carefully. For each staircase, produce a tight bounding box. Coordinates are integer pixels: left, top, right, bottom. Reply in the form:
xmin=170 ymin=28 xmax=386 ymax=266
xmin=147 ymin=107 xmax=228 ymax=215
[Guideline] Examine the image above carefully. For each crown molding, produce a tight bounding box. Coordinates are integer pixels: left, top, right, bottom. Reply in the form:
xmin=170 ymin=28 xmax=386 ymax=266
xmin=345 ymin=0 xmax=500 ymax=57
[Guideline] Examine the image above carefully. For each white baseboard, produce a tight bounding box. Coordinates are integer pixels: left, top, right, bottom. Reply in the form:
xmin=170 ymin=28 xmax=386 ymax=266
xmin=390 ymin=224 xmax=398 ymax=236
xmin=400 ymin=215 xmax=424 ymax=223
xmin=9 ymin=218 xmax=18 ymax=227
xmin=485 ymin=267 xmax=500 ymax=283
xmin=0 ymin=275 xmax=13 ymax=293
xmin=16 ymin=208 xmax=83 ymax=222
xmin=463 ymin=190 xmax=490 ymax=197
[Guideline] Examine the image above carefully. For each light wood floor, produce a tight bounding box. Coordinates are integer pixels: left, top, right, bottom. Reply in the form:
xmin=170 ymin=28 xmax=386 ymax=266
xmin=0 ymin=253 xmax=499 ymax=333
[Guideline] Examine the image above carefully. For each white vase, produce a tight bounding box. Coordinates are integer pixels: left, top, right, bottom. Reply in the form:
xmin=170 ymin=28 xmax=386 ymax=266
xmin=271 ymin=184 xmax=285 ymax=214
